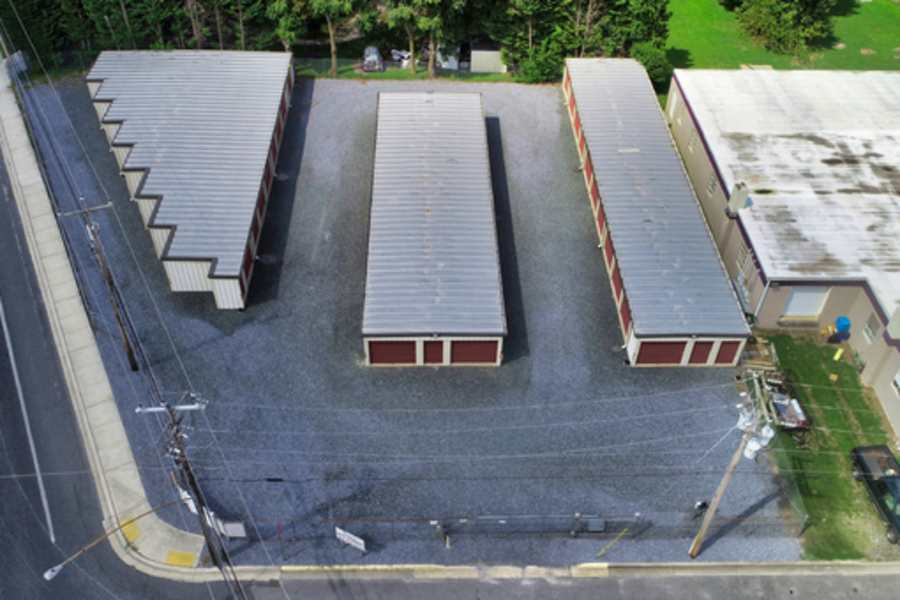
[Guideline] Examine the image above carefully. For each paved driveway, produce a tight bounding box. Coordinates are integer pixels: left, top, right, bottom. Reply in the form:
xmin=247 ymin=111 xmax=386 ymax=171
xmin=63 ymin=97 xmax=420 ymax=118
xmin=29 ymin=77 xmax=799 ymax=565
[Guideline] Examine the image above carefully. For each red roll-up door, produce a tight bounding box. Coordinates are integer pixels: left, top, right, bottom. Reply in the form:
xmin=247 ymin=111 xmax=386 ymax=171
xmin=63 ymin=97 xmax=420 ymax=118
xmin=636 ymin=341 xmax=687 ymax=365
xmin=369 ymin=341 xmax=416 ymax=365
xmin=590 ymin=181 xmax=600 ymax=211
xmin=604 ymin=234 xmax=615 ymax=267
xmin=584 ymin=154 xmax=593 ymax=183
xmin=619 ymin=295 xmax=631 ymax=334
xmin=451 ymin=341 xmax=497 ymax=364
xmin=596 ymin=204 xmax=606 ymax=231
xmin=715 ymin=341 xmax=741 ymax=365
xmin=568 ymin=93 xmax=576 ymax=115
xmin=424 ymin=341 xmax=443 ymax=364
xmin=689 ymin=341 xmax=713 ymax=364
xmin=611 ymin=264 xmax=623 ymax=301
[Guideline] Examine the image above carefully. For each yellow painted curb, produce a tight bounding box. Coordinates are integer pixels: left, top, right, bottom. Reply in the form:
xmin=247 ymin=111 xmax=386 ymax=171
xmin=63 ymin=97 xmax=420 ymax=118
xmin=165 ymin=550 xmax=197 ymax=567
xmin=121 ymin=520 xmax=140 ymax=544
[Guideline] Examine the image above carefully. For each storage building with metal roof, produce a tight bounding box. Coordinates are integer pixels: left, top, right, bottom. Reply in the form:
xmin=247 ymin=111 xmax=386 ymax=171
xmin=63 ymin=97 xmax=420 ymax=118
xmin=86 ymin=50 xmax=294 ymax=309
xmin=362 ymin=92 xmax=506 ymax=366
xmin=562 ymin=58 xmax=749 ymax=367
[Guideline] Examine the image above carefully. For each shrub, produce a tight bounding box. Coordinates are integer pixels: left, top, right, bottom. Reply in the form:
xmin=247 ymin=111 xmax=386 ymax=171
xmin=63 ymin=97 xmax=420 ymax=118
xmin=630 ymin=42 xmax=673 ymax=91
xmin=737 ymin=0 xmax=837 ymax=54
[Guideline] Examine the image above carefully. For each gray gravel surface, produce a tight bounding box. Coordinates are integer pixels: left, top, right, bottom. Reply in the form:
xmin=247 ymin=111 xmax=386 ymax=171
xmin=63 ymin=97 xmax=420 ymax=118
xmin=25 ymin=76 xmax=800 ymax=566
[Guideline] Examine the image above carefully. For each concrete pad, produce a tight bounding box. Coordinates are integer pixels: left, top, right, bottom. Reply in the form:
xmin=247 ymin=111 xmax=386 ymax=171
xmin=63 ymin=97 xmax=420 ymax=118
xmin=38 ymin=237 xmax=66 ymax=260
xmin=70 ymin=345 xmax=104 ymax=374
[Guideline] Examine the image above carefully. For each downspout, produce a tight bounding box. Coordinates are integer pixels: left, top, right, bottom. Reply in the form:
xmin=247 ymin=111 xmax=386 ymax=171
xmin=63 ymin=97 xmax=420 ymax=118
xmin=753 ymin=280 xmax=770 ymax=321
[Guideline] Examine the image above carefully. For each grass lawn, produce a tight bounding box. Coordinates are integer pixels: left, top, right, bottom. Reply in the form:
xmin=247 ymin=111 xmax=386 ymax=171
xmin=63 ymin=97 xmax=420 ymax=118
xmin=668 ymin=0 xmax=900 ymax=70
xmin=767 ymin=334 xmax=898 ymax=559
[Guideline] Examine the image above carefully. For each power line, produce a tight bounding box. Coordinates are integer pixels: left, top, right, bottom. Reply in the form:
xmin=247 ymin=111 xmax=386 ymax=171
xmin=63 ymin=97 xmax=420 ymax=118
xmin=0 ymin=16 xmax=296 ymax=596
xmin=208 ymin=382 xmax=738 ymax=414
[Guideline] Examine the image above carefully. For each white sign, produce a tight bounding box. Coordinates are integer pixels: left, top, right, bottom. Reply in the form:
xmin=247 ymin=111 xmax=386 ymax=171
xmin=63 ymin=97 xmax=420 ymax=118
xmin=335 ymin=526 xmax=366 ymax=553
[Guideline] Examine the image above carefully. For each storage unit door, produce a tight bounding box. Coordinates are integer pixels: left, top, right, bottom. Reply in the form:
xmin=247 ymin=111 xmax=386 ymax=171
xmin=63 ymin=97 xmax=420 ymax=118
xmin=689 ymin=341 xmax=713 ymax=364
xmin=451 ymin=341 xmax=497 ymax=364
xmin=715 ymin=341 xmax=741 ymax=365
xmin=424 ymin=341 xmax=443 ymax=364
xmin=369 ymin=341 xmax=416 ymax=365
xmin=636 ymin=341 xmax=687 ymax=365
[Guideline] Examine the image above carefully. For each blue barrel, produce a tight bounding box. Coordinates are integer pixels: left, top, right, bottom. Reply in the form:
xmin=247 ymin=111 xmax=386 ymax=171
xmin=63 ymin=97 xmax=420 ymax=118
xmin=835 ymin=316 xmax=851 ymax=334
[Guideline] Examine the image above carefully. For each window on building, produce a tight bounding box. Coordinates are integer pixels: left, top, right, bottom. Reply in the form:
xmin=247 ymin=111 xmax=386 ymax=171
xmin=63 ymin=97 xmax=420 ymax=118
xmin=863 ymin=313 xmax=882 ymax=344
xmin=783 ymin=287 xmax=829 ymax=318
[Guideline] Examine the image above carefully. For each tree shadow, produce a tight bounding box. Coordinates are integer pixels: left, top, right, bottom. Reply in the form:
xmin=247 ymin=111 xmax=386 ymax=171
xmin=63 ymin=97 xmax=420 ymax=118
xmin=248 ymin=78 xmax=316 ymax=306
xmin=486 ymin=116 xmax=529 ymax=362
xmin=808 ymin=0 xmax=860 ymax=50
xmin=666 ymin=47 xmax=693 ymax=69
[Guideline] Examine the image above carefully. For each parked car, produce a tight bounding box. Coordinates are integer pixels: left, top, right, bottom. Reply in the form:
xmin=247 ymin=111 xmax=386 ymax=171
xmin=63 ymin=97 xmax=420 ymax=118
xmin=362 ymin=46 xmax=384 ymax=72
xmin=851 ymin=445 xmax=900 ymax=543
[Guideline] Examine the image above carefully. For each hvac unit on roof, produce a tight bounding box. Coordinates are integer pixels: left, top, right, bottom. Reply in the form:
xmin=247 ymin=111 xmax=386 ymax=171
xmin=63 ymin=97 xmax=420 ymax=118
xmin=728 ymin=181 xmax=751 ymax=215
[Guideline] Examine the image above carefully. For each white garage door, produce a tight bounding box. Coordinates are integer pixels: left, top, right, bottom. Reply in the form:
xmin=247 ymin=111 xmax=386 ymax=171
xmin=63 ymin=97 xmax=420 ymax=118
xmin=784 ymin=287 xmax=829 ymax=317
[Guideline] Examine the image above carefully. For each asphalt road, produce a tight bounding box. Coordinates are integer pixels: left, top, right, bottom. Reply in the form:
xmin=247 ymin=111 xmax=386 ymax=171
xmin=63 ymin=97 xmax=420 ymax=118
xmin=1 ymin=73 xmax=898 ymax=600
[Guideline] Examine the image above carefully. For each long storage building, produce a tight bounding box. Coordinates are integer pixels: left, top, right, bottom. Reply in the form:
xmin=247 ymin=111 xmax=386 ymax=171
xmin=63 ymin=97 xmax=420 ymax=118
xmin=562 ymin=58 xmax=749 ymax=366
xmin=87 ymin=50 xmax=294 ymax=309
xmin=362 ymin=92 xmax=506 ymax=366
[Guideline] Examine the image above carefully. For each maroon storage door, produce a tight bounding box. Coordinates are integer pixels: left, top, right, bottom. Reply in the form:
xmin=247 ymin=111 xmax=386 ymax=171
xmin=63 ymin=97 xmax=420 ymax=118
xmin=451 ymin=341 xmax=497 ymax=364
xmin=636 ymin=341 xmax=687 ymax=365
xmin=369 ymin=341 xmax=416 ymax=364
xmin=619 ymin=296 xmax=631 ymax=336
xmin=424 ymin=341 xmax=443 ymax=364
xmin=689 ymin=341 xmax=714 ymax=364
xmin=715 ymin=341 xmax=741 ymax=365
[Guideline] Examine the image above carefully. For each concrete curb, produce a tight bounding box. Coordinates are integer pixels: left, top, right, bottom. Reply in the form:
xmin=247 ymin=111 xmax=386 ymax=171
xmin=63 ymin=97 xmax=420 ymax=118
xmin=5 ymin=61 xmax=900 ymax=586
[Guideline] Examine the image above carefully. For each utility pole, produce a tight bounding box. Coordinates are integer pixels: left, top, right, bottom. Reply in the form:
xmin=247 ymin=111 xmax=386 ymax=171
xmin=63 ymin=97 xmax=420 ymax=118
xmin=688 ymin=375 xmax=762 ymax=559
xmin=144 ymin=397 xmax=249 ymax=600
xmin=688 ymin=429 xmax=752 ymax=559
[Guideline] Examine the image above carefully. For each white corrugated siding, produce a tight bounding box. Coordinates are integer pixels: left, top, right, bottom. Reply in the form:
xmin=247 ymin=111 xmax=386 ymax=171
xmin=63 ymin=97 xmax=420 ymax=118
xmin=164 ymin=260 xmax=212 ymax=292
xmin=212 ymin=279 xmax=243 ymax=309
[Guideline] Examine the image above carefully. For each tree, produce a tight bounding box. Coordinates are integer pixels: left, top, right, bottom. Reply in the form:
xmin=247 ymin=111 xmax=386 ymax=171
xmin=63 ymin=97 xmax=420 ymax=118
xmin=310 ymin=0 xmax=359 ymax=77
xmin=737 ymin=0 xmax=837 ymax=53
xmin=630 ymin=41 xmax=672 ymax=90
xmin=384 ymin=1 xmax=419 ymax=73
xmin=600 ymin=0 xmax=670 ymax=56
xmin=267 ymin=0 xmax=304 ymax=52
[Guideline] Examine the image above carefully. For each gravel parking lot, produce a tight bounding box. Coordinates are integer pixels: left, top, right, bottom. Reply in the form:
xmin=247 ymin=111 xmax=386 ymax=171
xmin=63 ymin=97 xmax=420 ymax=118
xmin=28 ymin=76 xmax=800 ymax=565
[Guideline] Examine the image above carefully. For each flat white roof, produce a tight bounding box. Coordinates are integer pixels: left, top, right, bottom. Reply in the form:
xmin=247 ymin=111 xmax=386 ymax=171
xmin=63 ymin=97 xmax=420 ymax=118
xmin=674 ymin=69 xmax=900 ymax=320
xmin=87 ymin=50 xmax=292 ymax=278
xmin=362 ymin=93 xmax=506 ymax=337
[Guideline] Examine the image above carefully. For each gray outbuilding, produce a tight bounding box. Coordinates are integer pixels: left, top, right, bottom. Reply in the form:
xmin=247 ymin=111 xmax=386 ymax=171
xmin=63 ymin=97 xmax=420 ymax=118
xmin=563 ymin=58 xmax=749 ymax=366
xmin=86 ymin=50 xmax=294 ymax=309
xmin=363 ymin=92 xmax=506 ymax=366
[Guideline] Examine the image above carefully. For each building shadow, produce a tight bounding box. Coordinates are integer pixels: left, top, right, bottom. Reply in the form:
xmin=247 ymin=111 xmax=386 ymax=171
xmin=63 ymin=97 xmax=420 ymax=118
xmin=248 ymin=77 xmax=316 ymax=305
xmin=486 ymin=116 xmax=529 ymax=362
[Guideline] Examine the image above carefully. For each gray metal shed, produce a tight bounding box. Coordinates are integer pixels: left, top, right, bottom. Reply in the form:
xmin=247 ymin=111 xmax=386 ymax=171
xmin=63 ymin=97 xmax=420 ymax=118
xmin=563 ymin=58 xmax=749 ymax=367
xmin=362 ymin=92 xmax=506 ymax=366
xmin=86 ymin=50 xmax=294 ymax=309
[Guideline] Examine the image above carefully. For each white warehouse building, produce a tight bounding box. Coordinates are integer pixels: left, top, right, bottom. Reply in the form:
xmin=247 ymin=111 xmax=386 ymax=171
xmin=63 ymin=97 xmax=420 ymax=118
xmin=87 ymin=51 xmax=294 ymax=309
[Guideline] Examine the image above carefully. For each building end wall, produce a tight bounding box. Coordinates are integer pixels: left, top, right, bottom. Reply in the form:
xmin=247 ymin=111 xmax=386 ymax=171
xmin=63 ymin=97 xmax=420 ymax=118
xmin=364 ymin=337 xmax=504 ymax=367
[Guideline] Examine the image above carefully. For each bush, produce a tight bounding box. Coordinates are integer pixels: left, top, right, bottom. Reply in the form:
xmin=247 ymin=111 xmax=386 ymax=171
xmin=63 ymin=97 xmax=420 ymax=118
xmin=517 ymin=34 xmax=566 ymax=83
xmin=630 ymin=42 xmax=673 ymax=91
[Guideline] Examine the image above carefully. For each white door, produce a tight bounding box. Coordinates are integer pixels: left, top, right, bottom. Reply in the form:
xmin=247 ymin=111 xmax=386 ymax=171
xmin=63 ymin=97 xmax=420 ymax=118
xmin=784 ymin=287 xmax=829 ymax=317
